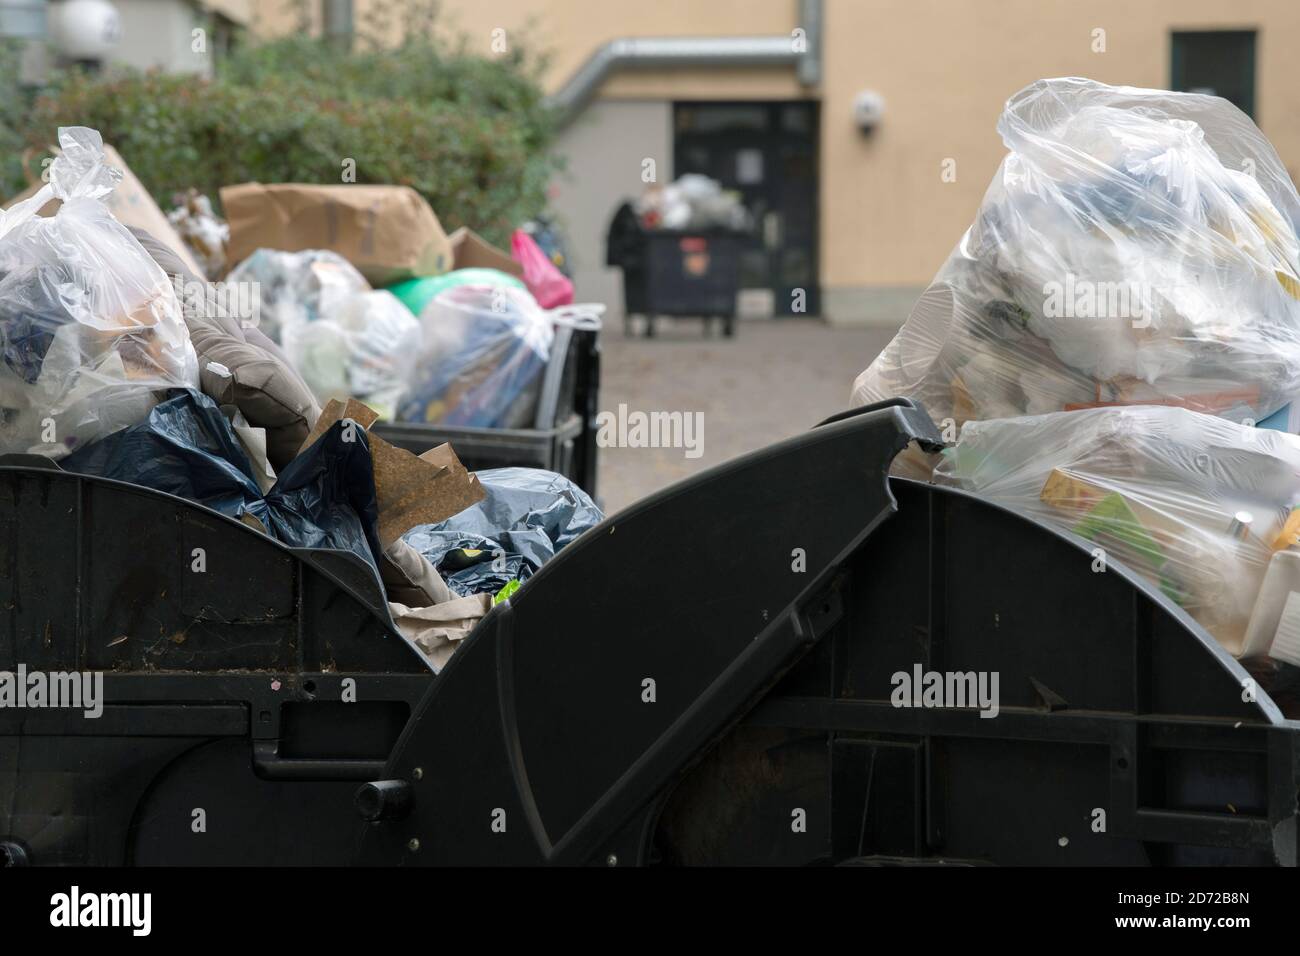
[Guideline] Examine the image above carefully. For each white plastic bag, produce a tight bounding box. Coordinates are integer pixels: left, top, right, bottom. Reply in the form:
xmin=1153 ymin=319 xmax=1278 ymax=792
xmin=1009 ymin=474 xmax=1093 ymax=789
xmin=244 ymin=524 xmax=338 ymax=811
xmin=934 ymin=405 xmax=1300 ymax=657
xmin=854 ymin=78 xmax=1300 ymax=438
xmin=282 ymin=289 xmax=420 ymax=419
xmin=0 ymin=127 xmax=198 ymax=457
xmin=225 ymin=248 xmax=368 ymax=342
xmin=227 ymin=249 xmax=420 ymax=418
xmin=633 ymin=173 xmax=751 ymax=232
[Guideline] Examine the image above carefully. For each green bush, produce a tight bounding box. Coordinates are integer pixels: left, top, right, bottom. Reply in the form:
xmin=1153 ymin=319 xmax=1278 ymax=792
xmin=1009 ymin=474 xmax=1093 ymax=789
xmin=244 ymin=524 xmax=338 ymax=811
xmin=0 ymin=39 xmax=35 ymax=201
xmin=18 ymin=33 xmax=558 ymax=247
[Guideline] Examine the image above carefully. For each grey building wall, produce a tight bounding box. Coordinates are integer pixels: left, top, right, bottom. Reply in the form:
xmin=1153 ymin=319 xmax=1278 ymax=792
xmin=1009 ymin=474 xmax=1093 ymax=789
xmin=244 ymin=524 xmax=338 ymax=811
xmin=110 ymin=0 xmax=210 ymax=76
xmin=822 ymin=285 xmax=925 ymax=327
xmin=549 ymin=99 xmax=671 ymax=315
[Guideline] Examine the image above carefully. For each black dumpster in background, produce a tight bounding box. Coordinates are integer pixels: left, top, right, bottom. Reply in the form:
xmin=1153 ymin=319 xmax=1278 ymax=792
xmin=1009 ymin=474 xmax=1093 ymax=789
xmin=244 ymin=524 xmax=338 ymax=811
xmin=607 ymin=202 xmax=743 ymax=338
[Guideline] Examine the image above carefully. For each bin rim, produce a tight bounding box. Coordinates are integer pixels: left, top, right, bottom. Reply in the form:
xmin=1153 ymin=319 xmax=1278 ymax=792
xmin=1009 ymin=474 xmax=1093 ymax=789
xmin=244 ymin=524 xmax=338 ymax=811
xmin=0 ymin=456 xmax=406 ymax=644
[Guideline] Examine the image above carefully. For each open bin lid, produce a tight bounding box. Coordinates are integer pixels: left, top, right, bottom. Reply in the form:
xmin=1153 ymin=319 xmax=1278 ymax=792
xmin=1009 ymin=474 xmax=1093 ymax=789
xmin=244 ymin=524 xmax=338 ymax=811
xmin=356 ymin=397 xmax=1300 ymax=867
xmin=354 ymin=399 xmax=947 ymax=864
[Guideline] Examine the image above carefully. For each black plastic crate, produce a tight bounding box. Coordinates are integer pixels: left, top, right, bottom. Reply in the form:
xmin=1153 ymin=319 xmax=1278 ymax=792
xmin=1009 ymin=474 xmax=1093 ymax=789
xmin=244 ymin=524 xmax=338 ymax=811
xmin=371 ymin=323 xmax=600 ymax=498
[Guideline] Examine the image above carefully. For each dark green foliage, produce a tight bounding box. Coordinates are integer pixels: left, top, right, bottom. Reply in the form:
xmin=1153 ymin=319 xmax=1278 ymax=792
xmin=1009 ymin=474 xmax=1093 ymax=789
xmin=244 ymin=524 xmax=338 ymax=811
xmin=5 ymin=25 xmax=557 ymax=245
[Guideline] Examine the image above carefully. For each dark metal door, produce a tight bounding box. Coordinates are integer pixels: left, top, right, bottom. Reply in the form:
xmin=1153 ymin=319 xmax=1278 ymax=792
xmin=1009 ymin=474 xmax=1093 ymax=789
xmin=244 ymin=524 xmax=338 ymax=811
xmin=1171 ymin=30 xmax=1257 ymax=118
xmin=674 ymin=101 xmax=820 ymax=317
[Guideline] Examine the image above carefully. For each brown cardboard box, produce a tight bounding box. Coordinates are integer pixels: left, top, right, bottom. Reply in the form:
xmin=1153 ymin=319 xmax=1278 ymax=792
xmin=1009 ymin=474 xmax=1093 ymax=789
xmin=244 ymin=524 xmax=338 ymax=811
xmin=301 ymin=398 xmax=484 ymax=547
xmin=3 ymin=144 xmax=206 ymax=278
xmin=449 ymin=226 xmax=524 ymax=278
xmin=220 ymin=182 xmax=453 ymax=285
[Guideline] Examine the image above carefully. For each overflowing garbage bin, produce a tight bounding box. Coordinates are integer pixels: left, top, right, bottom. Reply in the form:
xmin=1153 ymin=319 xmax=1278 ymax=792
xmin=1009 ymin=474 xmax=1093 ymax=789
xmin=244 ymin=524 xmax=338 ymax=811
xmin=213 ymin=188 xmax=600 ymax=497
xmin=850 ymin=77 xmax=1300 ymax=675
xmin=614 ymin=226 xmax=743 ymax=338
xmin=9 ymin=73 xmax=1300 ymax=870
xmin=4 ymin=399 xmax=1298 ymax=866
xmin=607 ymin=174 xmax=749 ymax=338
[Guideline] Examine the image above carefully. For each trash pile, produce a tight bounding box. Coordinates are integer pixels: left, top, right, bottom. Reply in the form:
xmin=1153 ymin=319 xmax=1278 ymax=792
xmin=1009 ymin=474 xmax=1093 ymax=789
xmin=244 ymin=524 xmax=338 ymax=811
xmin=167 ymin=188 xmax=228 ymax=280
xmin=853 ymin=78 xmax=1300 ymax=671
xmin=633 ymin=174 xmax=750 ymax=232
xmin=855 ymin=78 xmax=1300 ymax=446
xmin=225 ymin=248 xmax=421 ymax=419
xmin=0 ymin=125 xmax=604 ymax=672
xmin=217 ymin=183 xmax=587 ymax=427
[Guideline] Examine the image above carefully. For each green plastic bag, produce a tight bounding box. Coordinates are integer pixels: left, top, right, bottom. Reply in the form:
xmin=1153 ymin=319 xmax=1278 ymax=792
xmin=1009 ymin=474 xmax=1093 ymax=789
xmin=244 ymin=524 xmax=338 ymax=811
xmin=386 ymin=268 xmax=526 ymax=316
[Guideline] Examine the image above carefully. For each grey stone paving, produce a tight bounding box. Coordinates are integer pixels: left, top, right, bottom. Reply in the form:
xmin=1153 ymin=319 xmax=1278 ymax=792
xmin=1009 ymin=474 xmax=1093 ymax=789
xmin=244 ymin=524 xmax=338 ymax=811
xmin=594 ymin=317 xmax=902 ymax=515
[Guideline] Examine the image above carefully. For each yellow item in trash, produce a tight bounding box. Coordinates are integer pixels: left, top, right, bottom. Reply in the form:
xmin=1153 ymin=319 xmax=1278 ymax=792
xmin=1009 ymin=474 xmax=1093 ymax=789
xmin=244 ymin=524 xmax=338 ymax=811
xmin=1039 ymin=468 xmax=1106 ymax=511
xmin=1272 ymin=507 xmax=1300 ymax=551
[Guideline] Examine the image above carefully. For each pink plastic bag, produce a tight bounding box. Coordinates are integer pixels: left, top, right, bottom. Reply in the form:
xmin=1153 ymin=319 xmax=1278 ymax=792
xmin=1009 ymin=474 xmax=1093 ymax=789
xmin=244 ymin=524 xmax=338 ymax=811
xmin=511 ymin=228 xmax=574 ymax=308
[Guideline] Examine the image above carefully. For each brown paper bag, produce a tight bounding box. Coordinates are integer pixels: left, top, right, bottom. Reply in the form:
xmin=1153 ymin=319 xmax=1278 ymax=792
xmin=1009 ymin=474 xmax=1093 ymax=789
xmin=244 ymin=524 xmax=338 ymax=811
xmin=220 ymin=182 xmax=453 ymax=285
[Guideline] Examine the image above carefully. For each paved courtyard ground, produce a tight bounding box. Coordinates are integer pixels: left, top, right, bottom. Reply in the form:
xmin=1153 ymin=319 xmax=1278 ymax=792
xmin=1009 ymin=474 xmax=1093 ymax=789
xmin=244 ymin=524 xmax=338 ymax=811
xmin=594 ymin=317 xmax=902 ymax=515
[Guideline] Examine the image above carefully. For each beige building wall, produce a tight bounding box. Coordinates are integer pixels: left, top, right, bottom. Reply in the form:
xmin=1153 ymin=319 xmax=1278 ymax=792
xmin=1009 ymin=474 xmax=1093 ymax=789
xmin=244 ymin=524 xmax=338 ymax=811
xmin=551 ymin=100 xmax=673 ymax=313
xmin=820 ymin=0 xmax=1300 ymax=316
xmin=254 ymin=0 xmax=1300 ymax=321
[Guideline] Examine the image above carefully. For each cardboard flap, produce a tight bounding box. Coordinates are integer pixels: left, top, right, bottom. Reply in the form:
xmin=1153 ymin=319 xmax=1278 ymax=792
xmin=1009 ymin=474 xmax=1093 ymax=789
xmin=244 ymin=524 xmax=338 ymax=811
xmin=302 ymin=398 xmax=484 ymax=546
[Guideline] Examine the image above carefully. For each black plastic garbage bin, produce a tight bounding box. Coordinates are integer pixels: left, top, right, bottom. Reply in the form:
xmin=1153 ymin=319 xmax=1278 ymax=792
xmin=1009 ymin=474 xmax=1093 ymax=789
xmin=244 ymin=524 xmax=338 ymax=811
xmin=2 ymin=399 xmax=1297 ymax=867
xmin=607 ymin=203 xmax=743 ymax=338
xmin=0 ymin=458 xmax=431 ymax=866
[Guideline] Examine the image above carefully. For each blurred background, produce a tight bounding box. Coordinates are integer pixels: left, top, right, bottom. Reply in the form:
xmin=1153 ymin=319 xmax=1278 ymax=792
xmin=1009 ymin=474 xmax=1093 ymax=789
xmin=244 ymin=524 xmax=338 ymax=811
xmin=1 ymin=0 xmax=1296 ymax=511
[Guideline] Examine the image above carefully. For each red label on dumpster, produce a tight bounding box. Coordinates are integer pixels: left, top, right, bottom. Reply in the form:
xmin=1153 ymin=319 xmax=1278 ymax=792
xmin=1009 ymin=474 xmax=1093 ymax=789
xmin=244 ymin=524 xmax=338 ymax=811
xmin=680 ymin=237 xmax=711 ymax=276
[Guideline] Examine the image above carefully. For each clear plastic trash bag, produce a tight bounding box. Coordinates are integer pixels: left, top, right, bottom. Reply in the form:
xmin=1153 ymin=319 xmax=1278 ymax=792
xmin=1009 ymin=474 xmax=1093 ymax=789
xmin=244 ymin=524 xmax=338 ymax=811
xmin=282 ymin=289 xmax=421 ymax=420
xmin=934 ymin=404 xmax=1300 ymax=657
xmin=226 ymin=249 xmax=419 ymax=418
xmin=854 ymin=78 xmax=1300 ymax=447
xmin=224 ymin=247 xmax=369 ymax=342
xmin=0 ymin=127 xmax=199 ymax=458
xmin=398 ymin=284 xmax=557 ymax=428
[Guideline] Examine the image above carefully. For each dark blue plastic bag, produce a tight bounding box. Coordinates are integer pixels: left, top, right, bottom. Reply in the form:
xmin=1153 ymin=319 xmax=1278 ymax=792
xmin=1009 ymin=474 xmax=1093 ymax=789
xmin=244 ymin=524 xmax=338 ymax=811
xmin=403 ymin=467 xmax=602 ymax=596
xmin=64 ymin=389 xmax=383 ymax=577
